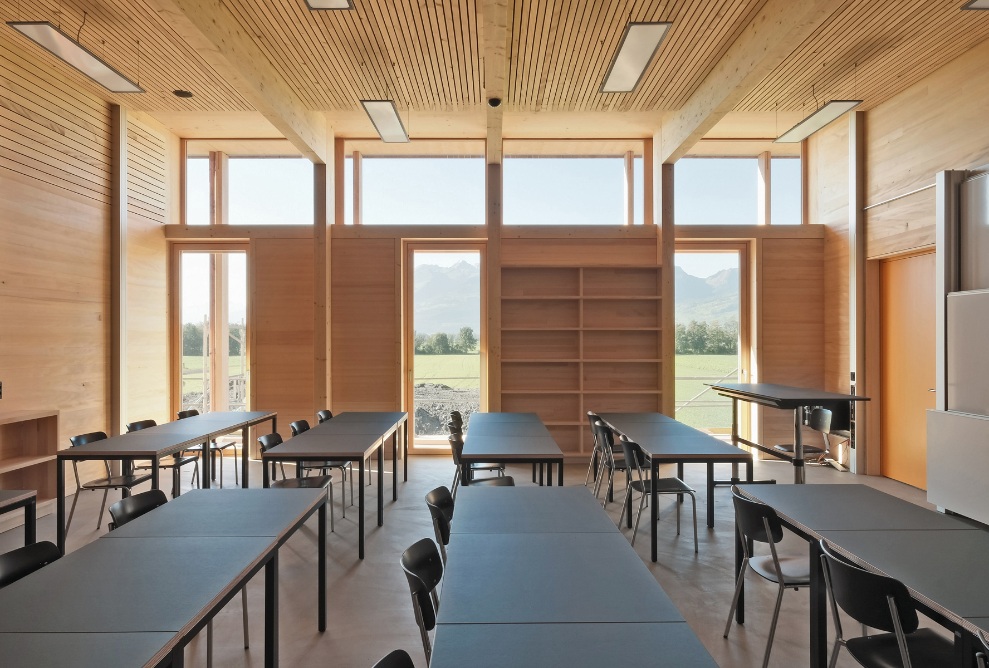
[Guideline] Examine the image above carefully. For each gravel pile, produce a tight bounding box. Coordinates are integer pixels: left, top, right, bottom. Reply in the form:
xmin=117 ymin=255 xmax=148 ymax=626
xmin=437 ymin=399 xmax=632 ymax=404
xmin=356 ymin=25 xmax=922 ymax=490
xmin=414 ymin=383 xmax=480 ymax=436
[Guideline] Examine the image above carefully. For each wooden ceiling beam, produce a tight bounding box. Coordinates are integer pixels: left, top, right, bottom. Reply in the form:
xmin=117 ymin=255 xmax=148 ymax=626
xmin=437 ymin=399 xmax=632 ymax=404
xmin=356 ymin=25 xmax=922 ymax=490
xmin=659 ymin=0 xmax=836 ymax=164
xmin=146 ymin=0 xmax=328 ymax=163
xmin=480 ymin=0 xmax=510 ymax=164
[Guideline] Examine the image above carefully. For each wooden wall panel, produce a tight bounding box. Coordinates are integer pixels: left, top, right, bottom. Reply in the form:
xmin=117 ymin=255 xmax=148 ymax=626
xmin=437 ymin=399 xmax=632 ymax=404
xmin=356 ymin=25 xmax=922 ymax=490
xmin=124 ymin=116 xmax=172 ymax=425
xmin=0 ymin=33 xmax=110 ymax=455
xmin=330 ymin=237 xmax=400 ymax=411
xmin=864 ymin=188 xmax=936 ymax=260
xmin=252 ymin=238 xmax=316 ymax=434
xmin=501 ymin=231 xmax=659 ymax=266
xmin=757 ymin=237 xmax=825 ymax=448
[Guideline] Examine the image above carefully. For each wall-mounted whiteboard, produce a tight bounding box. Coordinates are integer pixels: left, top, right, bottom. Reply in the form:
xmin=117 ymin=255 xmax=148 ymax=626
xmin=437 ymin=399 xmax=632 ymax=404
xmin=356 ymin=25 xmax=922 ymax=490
xmin=947 ymin=289 xmax=989 ymax=415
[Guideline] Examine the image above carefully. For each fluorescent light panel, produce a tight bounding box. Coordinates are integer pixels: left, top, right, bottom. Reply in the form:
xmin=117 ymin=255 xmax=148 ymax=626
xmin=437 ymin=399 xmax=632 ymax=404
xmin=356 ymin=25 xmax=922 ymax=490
xmin=601 ymin=22 xmax=671 ymax=93
xmin=775 ymin=100 xmax=862 ymax=143
xmin=963 ymin=0 xmax=989 ymax=9
xmin=305 ymin=0 xmax=353 ymax=9
xmin=361 ymin=100 xmax=409 ymax=143
xmin=7 ymin=21 xmax=142 ymax=93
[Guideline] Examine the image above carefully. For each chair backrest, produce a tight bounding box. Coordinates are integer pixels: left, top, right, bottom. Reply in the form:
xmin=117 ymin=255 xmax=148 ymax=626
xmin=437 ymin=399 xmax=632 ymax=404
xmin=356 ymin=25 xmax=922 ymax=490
xmin=591 ymin=421 xmax=617 ymax=468
xmin=425 ymin=486 xmax=454 ymax=546
xmin=401 ymin=538 xmax=444 ymax=600
xmin=730 ymin=486 xmax=784 ymax=544
xmin=0 ymin=541 xmax=61 ymax=589
xmin=819 ymin=539 xmax=919 ymax=634
xmin=449 ymin=410 xmax=463 ymax=427
xmin=69 ymin=431 xmax=107 ymax=447
xmin=618 ymin=435 xmax=647 ymax=478
xmin=176 ymin=409 xmax=199 ymax=419
xmin=372 ymin=649 xmax=415 ymax=668
xmin=977 ymin=631 xmax=989 ymax=668
xmin=290 ymin=420 xmax=310 ymax=436
xmin=447 ymin=421 xmax=463 ymax=437
xmin=108 ymin=489 xmax=168 ymax=530
xmin=125 ymin=419 xmax=157 ymax=433
xmin=316 ymin=409 xmax=333 ymax=423
xmin=448 ymin=433 xmax=464 ymax=466
xmin=258 ymin=432 xmax=283 ymax=453
xmin=807 ymin=407 xmax=833 ymax=434
xmin=586 ymin=410 xmax=601 ymax=446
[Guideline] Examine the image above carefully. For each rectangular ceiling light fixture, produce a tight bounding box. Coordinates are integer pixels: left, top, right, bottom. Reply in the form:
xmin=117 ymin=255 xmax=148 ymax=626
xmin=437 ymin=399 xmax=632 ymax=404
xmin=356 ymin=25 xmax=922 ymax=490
xmin=7 ymin=21 xmax=143 ymax=93
xmin=305 ymin=0 xmax=354 ymax=9
xmin=775 ymin=100 xmax=862 ymax=143
xmin=601 ymin=22 xmax=671 ymax=93
xmin=963 ymin=1 xmax=989 ymax=9
xmin=361 ymin=100 xmax=409 ymax=143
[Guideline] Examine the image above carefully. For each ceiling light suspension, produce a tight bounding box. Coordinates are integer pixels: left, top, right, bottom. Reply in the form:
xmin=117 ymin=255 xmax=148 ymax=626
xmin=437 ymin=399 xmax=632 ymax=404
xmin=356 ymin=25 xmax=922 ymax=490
xmin=601 ymin=22 xmax=671 ymax=93
xmin=774 ymin=100 xmax=861 ymax=143
xmin=361 ymin=100 xmax=409 ymax=143
xmin=7 ymin=21 xmax=143 ymax=93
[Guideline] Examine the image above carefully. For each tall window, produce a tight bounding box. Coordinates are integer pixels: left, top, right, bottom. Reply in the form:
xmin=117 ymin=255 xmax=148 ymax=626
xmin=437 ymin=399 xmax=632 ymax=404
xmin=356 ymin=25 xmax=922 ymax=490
xmin=228 ymin=158 xmax=313 ymax=225
xmin=675 ymin=158 xmax=759 ymax=225
xmin=771 ymin=157 xmax=801 ymax=225
xmin=185 ymin=157 xmax=210 ymax=226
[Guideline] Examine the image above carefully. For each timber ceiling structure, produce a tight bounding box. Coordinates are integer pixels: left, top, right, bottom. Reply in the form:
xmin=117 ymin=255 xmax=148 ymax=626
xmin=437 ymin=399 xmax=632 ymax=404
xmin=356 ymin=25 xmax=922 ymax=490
xmin=3 ymin=0 xmax=989 ymax=159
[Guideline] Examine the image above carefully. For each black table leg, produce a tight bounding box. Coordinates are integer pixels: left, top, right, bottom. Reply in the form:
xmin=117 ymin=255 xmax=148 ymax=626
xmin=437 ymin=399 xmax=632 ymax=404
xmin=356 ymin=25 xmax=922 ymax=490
xmin=403 ymin=421 xmax=409 ymax=482
xmin=242 ymin=426 xmax=250 ymax=489
xmin=651 ymin=459 xmax=659 ymax=563
xmin=56 ymin=459 xmax=65 ymax=554
xmin=201 ymin=440 xmax=212 ymax=489
xmin=734 ymin=521 xmax=744 ymax=624
xmin=262 ymin=458 xmax=271 ymax=488
xmin=547 ymin=462 xmax=553 ymax=486
xmin=377 ymin=443 xmax=384 ymax=527
xmin=707 ymin=462 xmax=715 ymax=528
xmin=809 ymin=539 xmax=826 ymax=668
xmin=392 ymin=432 xmax=398 ymax=501
xmin=318 ymin=500 xmax=326 ymax=632
xmin=558 ymin=459 xmax=563 ymax=486
xmin=24 ymin=497 xmax=36 ymax=545
xmin=461 ymin=462 xmax=470 ymax=487
xmin=359 ymin=458 xmax=365 ymax=559
xmin=677 ymin=462 xmax=685 ymax=503
xmin=532 ymin=463 xmax=537 ymax=483
xmin=265 ymin=553 xmax=279 ymax=668
xmin=538 ymin=463 xmax=544 ymax=486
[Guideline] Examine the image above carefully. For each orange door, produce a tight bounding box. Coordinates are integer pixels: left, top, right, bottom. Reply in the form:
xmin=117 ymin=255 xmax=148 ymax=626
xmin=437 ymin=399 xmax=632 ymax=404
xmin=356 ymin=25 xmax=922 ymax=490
xmin=880 ymin=252 xmax=936 ymax=489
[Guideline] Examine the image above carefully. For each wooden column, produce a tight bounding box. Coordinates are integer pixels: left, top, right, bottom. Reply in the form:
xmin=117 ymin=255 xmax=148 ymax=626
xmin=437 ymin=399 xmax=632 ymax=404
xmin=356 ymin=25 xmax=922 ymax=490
xmin=848 ymin=111 xmax=867 ymax=473
xmin=660 ymin=163 xmax=675 ymax=416
xmin=111 ymin=105 xmax=127 ymax=435
xmin=757 ymin=151 xmax=771 ymax=225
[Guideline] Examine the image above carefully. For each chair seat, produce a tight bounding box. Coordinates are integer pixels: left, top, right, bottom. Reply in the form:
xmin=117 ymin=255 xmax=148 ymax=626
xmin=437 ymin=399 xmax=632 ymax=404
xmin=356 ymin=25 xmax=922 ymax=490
xmin=302 ymin=460 xmax=351 ymax=469
xmin=630 ymin=477 xmax=695 ymax=495
xmin=82 ymin=472 xmax=153 ymax=490
xmin=272 ymin=475 xmax=332 ymax=490
xmin=160 ymin=455 xmax=200 ymax=469
xmin=846 ymin=627 xmax=954 ymax=668
xmin=470 ymin=462 xmax=504 ymax=471
xmin=470 ymin=476 xmax=515 ymax=487
xmin=749 ymin=553 xmax=810 ymax=585
xmin=773 ymin=443 xmax=825 ymax=454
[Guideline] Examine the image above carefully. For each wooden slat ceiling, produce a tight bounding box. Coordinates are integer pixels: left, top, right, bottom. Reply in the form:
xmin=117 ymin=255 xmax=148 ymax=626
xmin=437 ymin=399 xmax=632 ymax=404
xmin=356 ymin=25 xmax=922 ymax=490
xmin=3 ymin=0 xmax=989 ymax=135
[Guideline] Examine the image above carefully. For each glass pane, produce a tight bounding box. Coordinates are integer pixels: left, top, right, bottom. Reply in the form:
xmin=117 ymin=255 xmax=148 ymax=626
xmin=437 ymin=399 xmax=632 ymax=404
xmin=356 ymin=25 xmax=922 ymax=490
xmin=361 ymin=158 xmax=485 ymax=225
xmin=185 ymin=157 xmax=210 ymax=226
xmin=412 ymin=251 xmax=481 ymax=443
xmin=222 ymin=253 xmax=248 ymax=411
xmin=674 ymin=251 xmax=741 ymax=433
xmin=633 ymin=156 xmax=644 ymax=225
xmin=771 ymin=157 xmax=802 ymax=225
xmin=228 ymin=157 xmax=314 ymax=225
xmin=180 ymin=253 xmax=211 ymax=413
xmin=504 ymin=157 xmax=625 ymax=225
xmin=675 ymin=158 xmax=758 ymax=225
xmin=344 ymin=156 xmax=354 ymax=225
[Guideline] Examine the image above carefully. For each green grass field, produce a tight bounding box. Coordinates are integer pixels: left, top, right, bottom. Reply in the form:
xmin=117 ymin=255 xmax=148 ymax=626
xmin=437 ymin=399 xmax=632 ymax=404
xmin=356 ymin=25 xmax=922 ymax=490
xmin=674 ymin=354 xmax=737 ymax=431
xmin=181 ymin=355 xmax=246 ymax=395
xmin=414 ymin=354 xmax=481 ymax=389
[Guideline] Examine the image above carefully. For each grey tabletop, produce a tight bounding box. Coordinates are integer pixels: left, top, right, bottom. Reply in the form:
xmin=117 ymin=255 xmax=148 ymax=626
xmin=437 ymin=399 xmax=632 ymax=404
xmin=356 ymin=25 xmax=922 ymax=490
xmin=0 ymin=536 xmax=273 ymax=633
xmin=305 ymin=421 xmax=402 ymax=436
xmin=0 ymin=490 xmax=36 ymax=508
xmin=104 ymin=488 xmax=324 ymax=539
xmin=464 ymin=421 xmax=551 ymax=437
xmin=264 ymin=431 xmax=383 ymax=460
xmin=709 ymin=382 xmax=867 ymax=407
xmin=439 ymin=532 xmax=683 ymax=624
xmin=430 ymin=622 xmax=718 ymax=668
xmin=461 ymin=434 xmax=563 ymax=459
xmin=819 ymin=529 xmax=989 ymax=622
xmin=328 ymin=411 xmax=406 ymax=424
xmin=601 ymin=413 xmax=749 ymax=460
xmin=467 ymin=412 xmax=541 ymax=424
xmin=595 ymin=412 xmax=679 ymax=424
xmin=144 ymin=411 xmax=275 ymax=436
xmin=737 ymin=484 xmax=978 ymax=533
xmin=451 ymin=487 xmax=619 ymax=534
xmin=0 ymin=632 xmax=176 ymax=668
xmin=58 ymin=431 xmax=207 ymax=458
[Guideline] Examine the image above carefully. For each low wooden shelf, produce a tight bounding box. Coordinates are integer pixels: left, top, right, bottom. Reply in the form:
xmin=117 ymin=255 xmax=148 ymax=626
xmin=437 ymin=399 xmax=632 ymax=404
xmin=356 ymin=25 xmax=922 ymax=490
xmin=0 ymin=410 xmax=59 ymax=531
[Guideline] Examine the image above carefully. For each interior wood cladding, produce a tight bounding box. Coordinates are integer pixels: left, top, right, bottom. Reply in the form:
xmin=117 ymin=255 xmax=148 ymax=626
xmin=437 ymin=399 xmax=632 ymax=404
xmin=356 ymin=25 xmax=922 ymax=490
xmin=124 ymin=115 xmax=171 ymax=425
xmin=330 ymin=237 xmax=401 ymax=411
xmin=251 ymin=237 xmax=316 ymax=432
xmin=0 ymin=35 xmax=110 ymax=452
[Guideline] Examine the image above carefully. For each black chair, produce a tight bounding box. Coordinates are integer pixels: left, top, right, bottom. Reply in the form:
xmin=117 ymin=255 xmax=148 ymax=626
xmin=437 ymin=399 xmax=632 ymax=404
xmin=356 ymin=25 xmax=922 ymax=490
xmin=584 ymin=410 xmax=604 ymax=486
xmin=126 ymin=419 xmax=200 ymax=497
xmin=819 ymin=539 xmax=954 ymax=668
xmin=448 ymin=433 xmax=505 ymax=498
xmin=66 ymin=431 xmax=153 ymax=536
xmin=401 ymin=538 xmax=444 ymax=664
xmin=425 ymin=486 xmax=454 ymax=563
xmin=590 ymin=420 xmax=629 ymax=508
xmin=0 ymin=541 xmax=60 ymax=589
xmin=372 ymin=649 xmax=415 ymax=668
xmin=258 ymin=433 xmax=335 ymax=531
xmin=316 ymin=409 xmax=334 ymax=423
xmin=107 ymin=488 xmax=167 ymax=530
xmin=291 ymin=418 xmax=354 ymax=516
xmin=618 ymin=435 xmax=698 ymax=552
xmin=978 ymin=631 xmax=989 ymax=668
xmin=177 ymin=409 xmax=242 ymax=487
xmin=724 ymin=486 xmax=810 ymax=668
xmin=773 ymin=407 xmax=836 ymax=466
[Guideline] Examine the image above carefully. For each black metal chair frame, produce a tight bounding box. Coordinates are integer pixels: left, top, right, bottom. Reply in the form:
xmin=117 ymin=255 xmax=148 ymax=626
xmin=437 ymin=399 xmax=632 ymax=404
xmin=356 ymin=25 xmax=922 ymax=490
xmin=126 ymin=419 xmax=200 ymax=497
xmin=400 ymin=538 xmax=443 ymax=664
xmin=0 ymin=541 xmax=61 ymax=589
xmin=177 ymin=409 xmax=241 ymax=487
xmin=258 ymin=432 xmax=335 ymax=532
xmin=425 ymin=486 xmax=454 ymax=563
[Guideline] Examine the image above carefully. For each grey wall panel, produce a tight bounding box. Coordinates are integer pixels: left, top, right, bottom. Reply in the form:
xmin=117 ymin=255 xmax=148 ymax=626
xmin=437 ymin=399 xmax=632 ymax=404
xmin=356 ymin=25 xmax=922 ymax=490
xmin=946 ymin=290 xmax=989 ymax=415
xmin=960 ymin=174 xmax=989 ymax=291
xmin=928 ymin=409 xmax=989 ymax=524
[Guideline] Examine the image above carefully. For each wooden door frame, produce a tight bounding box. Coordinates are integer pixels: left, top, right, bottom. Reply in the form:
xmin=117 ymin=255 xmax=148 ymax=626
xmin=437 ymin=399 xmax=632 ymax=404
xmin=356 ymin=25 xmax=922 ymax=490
xmin=402 ymin=241 xmax=488 ymax=452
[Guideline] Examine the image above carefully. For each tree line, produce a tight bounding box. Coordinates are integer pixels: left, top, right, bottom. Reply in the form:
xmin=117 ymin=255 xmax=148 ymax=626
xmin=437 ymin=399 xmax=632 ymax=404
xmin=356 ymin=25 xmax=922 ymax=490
xmin=183 ymin=322 xmax=245 ymax=356
xmin=415 ymin=327 xmax=478 ymax=354
xmin=675 ymin=320 xmax=738 ymax=355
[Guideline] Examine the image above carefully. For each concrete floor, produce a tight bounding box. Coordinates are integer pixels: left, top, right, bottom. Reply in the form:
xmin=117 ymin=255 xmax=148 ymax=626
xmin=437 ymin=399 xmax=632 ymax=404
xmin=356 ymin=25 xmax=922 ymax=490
xmin=0 ymin=454 xmax=944 ymax=667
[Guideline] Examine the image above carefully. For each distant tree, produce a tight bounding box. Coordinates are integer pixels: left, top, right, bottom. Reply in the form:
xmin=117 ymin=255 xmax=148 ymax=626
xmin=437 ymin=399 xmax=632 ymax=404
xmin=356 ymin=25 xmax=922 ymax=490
xmin=183 ymin=323 xmax=204 ymax=356
xmin=228 ymin=323 xmax=245 ymax=356
xmin=427 ymin=332 xmax=452 ymax=355
xmin=414 ymin=331 xmax=428 ymax=354
xmin=455 ymin=326 xmax=478 ymax=353
xmin=674 ymin=319 xmax=738 ymax=355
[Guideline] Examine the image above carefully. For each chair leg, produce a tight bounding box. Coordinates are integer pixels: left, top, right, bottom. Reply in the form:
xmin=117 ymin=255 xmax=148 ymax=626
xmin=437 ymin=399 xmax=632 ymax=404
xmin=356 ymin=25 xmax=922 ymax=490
xmin=690 ymin=493 xmax=698 ymax=553
xmin=618 ymin=483 xmax=631 ymax=527
xmin=65 ymin=490 xmax=81 ymax=537
xmin=762 ymin=584 xmax=786 ymax=668
xmin=583 ymin=449 xmax=596 ymax=486
xmin=724 ymin=557 xmax=750 ymax=638
xmin=217 ymin=449 xmax=224 ymax=488
xmin=349 ymin=462 xmax=355 ymax=506
xmin=96 ymin=488 xmax=110 ymax=529
xmin=630 ymin=489 xmax=649 ymax=546
xmin=241 ymin=588 xmax=250 ymax=649
xmin=829 ymin=639 xmax=843 ymax=668
xmin=233 ymin=444 xmax=240 ymax=486
xmin=451 ymin=467 xmax=461 ymax=499
xmin=329 ymin=481 xmax=335 ymax=533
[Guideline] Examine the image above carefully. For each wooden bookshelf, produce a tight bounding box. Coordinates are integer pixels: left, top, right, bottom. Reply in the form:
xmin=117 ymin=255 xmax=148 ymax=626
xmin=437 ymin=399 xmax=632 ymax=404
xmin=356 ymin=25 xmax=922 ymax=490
xmin=500 ymin=266 xmax=663 ymax=457
xmin=0 ymin=411 xmax=59 ymax=529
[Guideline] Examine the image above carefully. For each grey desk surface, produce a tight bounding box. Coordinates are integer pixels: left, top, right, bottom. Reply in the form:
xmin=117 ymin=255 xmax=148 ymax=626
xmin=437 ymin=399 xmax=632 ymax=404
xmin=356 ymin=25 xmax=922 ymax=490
xmin=0 ymin=536 xmax=272 ymax=633
xmin=306 ymin=421 xmax=401 ymax=436
xmin=819 ymin=529 xmax=989 ymax=622
xmin=464 ymin=421 xmax=551 ymax=437
xmin=264 ymin=431 xmax=383 ymax=460
xmin=737 ymin=484 xmax=978 ymax=532
xmin=439 ymin=532 xmax=683 ymax=624
xmin=0 ymin=632 xmax=175 ymax=668
xmin=595 ymin=412 xmax=679 ymax=424
xmin=461 ymin=434 xmax=563 ymax=459
xmin=104 ymin=488 xmax=324 ymax=539
xmin=601 ymin=413 xmax=749 ymax=461
xmin=144 ymin=411 xmax=275 ymax=436
xmin=451 ymin=487 xmax=618 ymax=534
xmin=327 ymin=411 xmax=407 ymax=424
xmin=430 ymin=622 xmax=718 ymax=668
xmin=709 ymin=382 xmax=866 ymax=408
xmin=0 ymin=490 xmax=36 ymax=508
xmin=467 ymin=412 xmax=541 ymax=424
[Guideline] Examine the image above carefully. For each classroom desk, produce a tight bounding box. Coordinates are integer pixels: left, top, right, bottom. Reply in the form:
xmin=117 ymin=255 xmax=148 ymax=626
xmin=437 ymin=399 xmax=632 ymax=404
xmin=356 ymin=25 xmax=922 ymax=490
xmin=600 ymin=412 xmax=753 ymax=562
xmin=0 ymin=632 xmax=178 ymax=668
xmin=0 ymin=490 xmax=36 ymax=545
xmin=56 ymin=410 xmax=277 ymax=554
xmin=450 ymin=486 xmax=618 ymax=534
xmin=261 ymin=411 xmax=406 ymax=559
xmin=736 ymin=484 xmax=980 ymax=668
xmin=460 ymin=413 xmax=564 ymax=486
xmin=325 ymin=411 xmax=410 ymax=482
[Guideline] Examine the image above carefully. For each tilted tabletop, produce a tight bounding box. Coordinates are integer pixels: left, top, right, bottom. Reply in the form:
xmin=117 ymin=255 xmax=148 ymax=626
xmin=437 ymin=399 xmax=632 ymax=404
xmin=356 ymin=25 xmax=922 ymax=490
xmin=708 ymin=382 xmax=868 ymax=408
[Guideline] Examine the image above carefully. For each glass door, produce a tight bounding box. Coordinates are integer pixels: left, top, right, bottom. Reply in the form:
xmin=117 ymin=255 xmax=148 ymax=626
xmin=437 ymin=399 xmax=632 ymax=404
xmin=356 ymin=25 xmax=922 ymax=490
xmin=404 ymin=244 xmax=485 ymax=451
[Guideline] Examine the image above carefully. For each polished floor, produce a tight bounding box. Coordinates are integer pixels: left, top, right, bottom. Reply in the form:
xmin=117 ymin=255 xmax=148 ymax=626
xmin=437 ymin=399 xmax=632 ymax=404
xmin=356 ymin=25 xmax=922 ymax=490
xmin=0 ymin=454 xmax=947 ymax=667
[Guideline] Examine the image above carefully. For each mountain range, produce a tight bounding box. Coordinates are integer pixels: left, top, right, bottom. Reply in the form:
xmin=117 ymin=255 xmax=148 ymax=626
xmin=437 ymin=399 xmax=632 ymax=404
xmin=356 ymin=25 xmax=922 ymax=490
xmin=674 ymin=266 xmax=739 ymax=324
